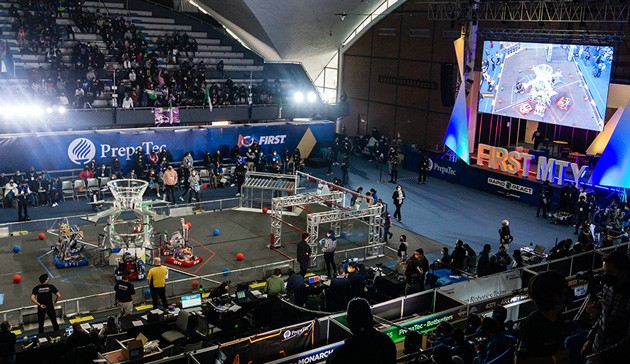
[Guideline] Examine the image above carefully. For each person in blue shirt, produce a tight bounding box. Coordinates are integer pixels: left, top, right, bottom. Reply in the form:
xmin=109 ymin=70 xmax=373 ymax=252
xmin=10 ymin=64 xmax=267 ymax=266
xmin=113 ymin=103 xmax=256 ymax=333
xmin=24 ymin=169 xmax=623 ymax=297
xmin=482 ymin=317 xmax=516 ymax=364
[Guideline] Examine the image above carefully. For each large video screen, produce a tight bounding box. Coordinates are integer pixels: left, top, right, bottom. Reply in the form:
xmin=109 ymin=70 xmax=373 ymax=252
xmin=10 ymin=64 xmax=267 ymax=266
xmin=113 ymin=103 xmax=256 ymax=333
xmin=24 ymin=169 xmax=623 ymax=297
xmin=478 ymin=41 xmax=613 ymax=131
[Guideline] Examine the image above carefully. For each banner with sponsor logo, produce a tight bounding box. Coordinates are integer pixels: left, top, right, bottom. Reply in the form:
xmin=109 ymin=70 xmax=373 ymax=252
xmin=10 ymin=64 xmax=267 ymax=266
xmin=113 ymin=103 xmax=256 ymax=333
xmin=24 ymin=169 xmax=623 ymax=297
xmin=438 ymin=269 xmax=522 ymax=304
xmin=0 ymin=122 xmax=333 ymax=173
xmin=153 ymin=107 xmax=180 ymax=125
xmin=218 ymin=320 xmax=317 ymax=364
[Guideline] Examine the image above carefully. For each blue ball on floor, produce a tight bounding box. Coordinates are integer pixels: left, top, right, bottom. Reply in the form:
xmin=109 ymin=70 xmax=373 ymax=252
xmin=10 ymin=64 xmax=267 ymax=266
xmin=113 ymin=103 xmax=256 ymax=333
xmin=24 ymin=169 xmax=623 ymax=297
xmin=12 ymin=245 xmax=21 ymax=253
xmin=222 ymin=267 xmax=230 ymax=276
xmin=213 ymin=229 xmax=220 ymax=236
xmin=143 ymin=289 xmax=151 ymax=297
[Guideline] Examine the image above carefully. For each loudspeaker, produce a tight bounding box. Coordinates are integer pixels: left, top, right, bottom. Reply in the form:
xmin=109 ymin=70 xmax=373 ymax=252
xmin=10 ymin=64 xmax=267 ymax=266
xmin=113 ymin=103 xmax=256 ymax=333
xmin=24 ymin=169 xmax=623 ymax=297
xmin=440 ymin=63 xmax=455 ymax=107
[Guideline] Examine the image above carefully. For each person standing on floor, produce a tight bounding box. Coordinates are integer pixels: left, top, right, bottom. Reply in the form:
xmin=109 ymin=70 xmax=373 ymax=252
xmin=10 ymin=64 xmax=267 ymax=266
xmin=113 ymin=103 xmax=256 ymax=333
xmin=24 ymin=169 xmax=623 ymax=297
xmin=341 ymin=153 xmax=350 ymax=185
xmin=296 ymin=232 xmax=312 ymax=276
xmin=321 ymin=230 xmax=337 ymax=278
xmin=418 ymin=152 xmax=430 ymax=184
xmin=499 ymin=220 xmax=513 ymax=248
xmin=389 ymin=149 xmax=400 ymax=183
xmin=537 ymin=180 xmax=553 ymax=218
xmin=147 ymin=257 xmax=168 ymax=309
xmin=31 ymin=274 xmax=61 ymax=334
xmin=326 ymin=147 xmax=334 ymax=175
xmin=397 ymin=235 xmax=409 ymax=261
xmin=392 ymin=185 xmax=405 ymax=222
xmin=162 ymin=164 xmax=178 ymax=204
xmin=114 ymin=275 xmax=136 ymax=317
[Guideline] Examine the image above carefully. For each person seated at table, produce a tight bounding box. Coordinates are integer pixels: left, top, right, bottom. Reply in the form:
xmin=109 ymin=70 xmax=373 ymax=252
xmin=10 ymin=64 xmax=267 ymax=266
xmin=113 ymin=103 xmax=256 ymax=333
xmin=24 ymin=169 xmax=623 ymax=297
xmin=99 ymin=316 xmax=121 ymax=339
xmin=209 ymin=282 xmax=230 ymax=298
xmin=286 ymin=270 xmax=307 ymax=307
xmin=266 ymin=268 xmax=286 ymax=296
xmin=66 ymin=323 xmax=92 ymax=350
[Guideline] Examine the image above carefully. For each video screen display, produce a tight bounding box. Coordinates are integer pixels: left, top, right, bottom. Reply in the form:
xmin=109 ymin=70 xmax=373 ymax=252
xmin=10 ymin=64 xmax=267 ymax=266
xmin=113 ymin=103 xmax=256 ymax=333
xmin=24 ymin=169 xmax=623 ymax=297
xmin=478 ymin=41 xmax=613 ymax=131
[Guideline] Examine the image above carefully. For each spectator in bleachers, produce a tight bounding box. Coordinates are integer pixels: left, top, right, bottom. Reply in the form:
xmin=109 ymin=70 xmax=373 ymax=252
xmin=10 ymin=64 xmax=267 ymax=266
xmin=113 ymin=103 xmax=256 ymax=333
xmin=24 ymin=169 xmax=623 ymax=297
xmin=515 ymin=270 xmax=570 ymax=363
xmin=121 ymin=94 xmax=133 ymax=109
xmin=3 ymin=179 xmax=17 ymax=208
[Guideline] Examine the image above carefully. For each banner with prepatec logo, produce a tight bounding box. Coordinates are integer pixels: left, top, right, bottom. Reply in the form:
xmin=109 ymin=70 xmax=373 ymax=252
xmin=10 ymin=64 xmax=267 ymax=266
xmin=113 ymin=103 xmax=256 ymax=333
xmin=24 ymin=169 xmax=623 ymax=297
xmin=0 ymin=122 xmax=333 ymax=172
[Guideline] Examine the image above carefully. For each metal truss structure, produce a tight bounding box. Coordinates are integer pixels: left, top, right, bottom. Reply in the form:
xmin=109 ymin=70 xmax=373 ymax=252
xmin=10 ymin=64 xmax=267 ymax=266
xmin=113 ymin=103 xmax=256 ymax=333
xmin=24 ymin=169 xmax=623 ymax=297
xmin=426 ymin=1 xmax=630 ymax=24
xmin=270 ymin=192 xmax=345 ymax=248
xmin=306 ymin=204 xmax=384 ymax=266
xmin=240 ymin=171 xmax=298 ymax=210
xmin=476 ymin=28 xmax=624 ymax=44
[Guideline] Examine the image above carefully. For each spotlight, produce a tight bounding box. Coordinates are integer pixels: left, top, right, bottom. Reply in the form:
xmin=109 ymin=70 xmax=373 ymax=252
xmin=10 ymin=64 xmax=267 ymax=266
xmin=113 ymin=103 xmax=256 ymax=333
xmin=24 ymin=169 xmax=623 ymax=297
xmin=46 ymin=107 xmax=54 ymax=114
xmin=306 ymin=91 xmax=317 ymax=103
xmin=293 ymin=91 xmax=305 ymax=103
xmin=58 ymin=106 xmax=66 ymax=114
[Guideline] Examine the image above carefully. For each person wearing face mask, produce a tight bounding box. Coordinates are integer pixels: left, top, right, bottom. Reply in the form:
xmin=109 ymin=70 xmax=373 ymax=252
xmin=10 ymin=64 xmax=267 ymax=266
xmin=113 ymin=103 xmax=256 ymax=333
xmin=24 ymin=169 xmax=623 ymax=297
xmin=188 ymin=169 xmax=201 ymax=203
xmin=162 ymin=164 xmax=178 ymax=203
xmin=392 ymin=184 xmax=405 ymax=222
xmin=320 ymin=230 xmax=337 ymax=278
xmin=515 ymin=270 xmax=572 ymax=364
xmin=581 ymin=251 xmax=630 ymax=364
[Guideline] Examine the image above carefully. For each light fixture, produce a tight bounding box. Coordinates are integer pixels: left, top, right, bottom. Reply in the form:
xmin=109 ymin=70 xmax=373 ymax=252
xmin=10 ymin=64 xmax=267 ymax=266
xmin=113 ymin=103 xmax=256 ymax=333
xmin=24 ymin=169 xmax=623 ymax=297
xmin=306 ymin=91 xmax=317 ymax=103
xmin=58 ymin=106 xmax=66 ymax=114
xmin=293 ymin=91 xmax=305 ymax=103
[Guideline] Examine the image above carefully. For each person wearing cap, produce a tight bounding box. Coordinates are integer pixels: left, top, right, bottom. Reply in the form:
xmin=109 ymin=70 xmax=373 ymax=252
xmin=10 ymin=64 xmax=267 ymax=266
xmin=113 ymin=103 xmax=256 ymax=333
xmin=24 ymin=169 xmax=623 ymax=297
xmin=31 ymin=273 xmax=61 ymax=333
xmin=499 ymin=219 xmax=513 ymax=248
xmin=321 ymin=230 xmax=337 ymax=278
xmin=147 ymin=257 xmax=168 ymax=308
xmin=326 ymin=298 xmax=396 ymax=363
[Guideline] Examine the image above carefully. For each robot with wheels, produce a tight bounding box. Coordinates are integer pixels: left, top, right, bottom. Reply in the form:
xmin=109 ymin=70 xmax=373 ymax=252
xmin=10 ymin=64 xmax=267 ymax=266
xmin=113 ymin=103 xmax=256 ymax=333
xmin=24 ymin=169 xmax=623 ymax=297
xmin=161 ymin=218 xmax=202 ymax=267
xmin=114 ymin=252 xmax=146 ymax=281
xmin=52 ymin=223 xmax=89 ymax=268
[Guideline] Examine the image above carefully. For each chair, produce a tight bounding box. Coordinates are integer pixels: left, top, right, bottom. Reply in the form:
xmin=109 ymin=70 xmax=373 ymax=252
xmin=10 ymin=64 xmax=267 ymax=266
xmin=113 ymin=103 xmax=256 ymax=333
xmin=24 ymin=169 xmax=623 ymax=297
xmin=74 ymin=180 xmax=88 ymax=199
xmin=86 ymin=178 xmax=100 ymax=194
xmin=99 ymin=177 xmax=111 ymax=195
xmin=199 ymin=169 xmax=211 ymax=184
xmin=161 ymin=310 xmax=194 ymax=345
xmin=62 ymin=180 xmax=75 ymax=200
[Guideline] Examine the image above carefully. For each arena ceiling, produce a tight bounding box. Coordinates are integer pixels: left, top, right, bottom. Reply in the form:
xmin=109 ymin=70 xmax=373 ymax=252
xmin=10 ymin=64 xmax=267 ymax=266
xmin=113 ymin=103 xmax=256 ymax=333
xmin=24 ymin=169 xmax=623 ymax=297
xmin=197 ymin=0 xmax=393 ymax=80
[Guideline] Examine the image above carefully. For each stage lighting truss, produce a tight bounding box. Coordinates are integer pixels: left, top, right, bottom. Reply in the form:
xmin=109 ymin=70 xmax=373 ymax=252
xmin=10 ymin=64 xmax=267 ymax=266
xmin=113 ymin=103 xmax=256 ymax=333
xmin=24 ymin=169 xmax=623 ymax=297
xmin=426 ymin=0 xmax=630 ymax=24
xmin=476 ymin=28 xmax=624 ymax=45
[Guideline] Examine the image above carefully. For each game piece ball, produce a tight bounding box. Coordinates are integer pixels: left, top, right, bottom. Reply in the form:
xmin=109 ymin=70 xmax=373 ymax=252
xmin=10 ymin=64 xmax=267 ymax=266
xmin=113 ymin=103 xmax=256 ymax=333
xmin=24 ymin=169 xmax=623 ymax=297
xmin=143 ymin=289 xmax=151 ymax=297
xmin=222 ymin=267 xmax=230 ymax=276
xmin=191 ymin=280 xmax=200 ymax=289
xmin=186 ymin=222 xmax=192 ymax=229
xmin=38 ymin=232 xmax=46 ymax=240
xmin=236 ymin=253 xmax=244 ymax=261
xmin=12 ymin=245 xmax=20 ymax=253
xmin=262 ymin=207 xmax=268 ymax=214
xmin=213 ymin=229 xmax=220 ymax=236
xmin=12 ymin=274 xmax=21 ymax=284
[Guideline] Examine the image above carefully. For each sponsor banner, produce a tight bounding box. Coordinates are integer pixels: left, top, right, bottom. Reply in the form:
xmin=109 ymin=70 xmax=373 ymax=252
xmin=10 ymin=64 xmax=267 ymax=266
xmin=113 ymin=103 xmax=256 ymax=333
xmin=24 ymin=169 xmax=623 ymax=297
xmin=382 ymin=307 xmax=468 ymax=343
xmin=219 ymin=321 xmax=317 ymax=363
xmin=267 ymin=342 xmax=342 ymax=364
xmin=0 ymin=122 xmax=333 ymax=172
xmin=438 ymin=270 xmax=522 ymax=304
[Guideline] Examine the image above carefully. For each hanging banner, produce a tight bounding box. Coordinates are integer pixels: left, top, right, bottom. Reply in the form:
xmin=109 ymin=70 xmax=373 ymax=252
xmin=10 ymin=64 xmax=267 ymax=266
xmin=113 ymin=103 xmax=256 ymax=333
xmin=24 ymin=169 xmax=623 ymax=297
xmin=154 ymin=107 xmax=180 ymax=125
xmin=0 ymin=122 xmax=334 ymax=173
xmin=219 ymin=320 xmax=317 ymax=363
xmin=438 ymin=269 xmax=522 ymax=304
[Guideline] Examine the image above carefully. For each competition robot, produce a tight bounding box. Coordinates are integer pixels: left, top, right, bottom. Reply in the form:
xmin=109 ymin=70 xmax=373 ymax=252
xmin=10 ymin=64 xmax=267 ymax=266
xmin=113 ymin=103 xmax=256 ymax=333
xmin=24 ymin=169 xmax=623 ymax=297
xmin=160 ymin=218 xmax=202 ymax=267
xmin=52 ymin=222 xmax=89 ymax=268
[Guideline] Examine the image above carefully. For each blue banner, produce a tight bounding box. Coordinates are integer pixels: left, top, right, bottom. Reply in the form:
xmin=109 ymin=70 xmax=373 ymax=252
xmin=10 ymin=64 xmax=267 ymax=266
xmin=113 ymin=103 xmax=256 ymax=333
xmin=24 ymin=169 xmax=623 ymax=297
xmin=0 ymin=122 xmax=334 ymax=173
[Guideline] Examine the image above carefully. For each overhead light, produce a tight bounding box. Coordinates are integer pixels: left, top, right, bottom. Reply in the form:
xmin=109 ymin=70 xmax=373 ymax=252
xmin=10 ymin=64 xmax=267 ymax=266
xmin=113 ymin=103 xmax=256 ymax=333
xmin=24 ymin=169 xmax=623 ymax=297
xmin=306 ymin=91 xmax=317 ymax=103
xmin=58 ymin=106 xmax=66 ymax=114
xmin=293 ymin=91 xmax=305 ymax=103
xmin=212 ymin=121 xmax=230 ymax=126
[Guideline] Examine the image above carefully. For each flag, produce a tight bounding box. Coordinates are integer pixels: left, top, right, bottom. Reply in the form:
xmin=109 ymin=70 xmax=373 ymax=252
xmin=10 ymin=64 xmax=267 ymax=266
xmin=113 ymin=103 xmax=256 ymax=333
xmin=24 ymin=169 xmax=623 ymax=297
xmin=206 ymin=87 xmax=213 ymax=112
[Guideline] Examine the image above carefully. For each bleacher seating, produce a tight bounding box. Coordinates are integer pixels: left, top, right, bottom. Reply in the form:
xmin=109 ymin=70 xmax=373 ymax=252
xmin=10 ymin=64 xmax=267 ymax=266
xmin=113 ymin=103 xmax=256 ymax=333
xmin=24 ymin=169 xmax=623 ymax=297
xmin=0 ymin=0 xmax=302 ymax=110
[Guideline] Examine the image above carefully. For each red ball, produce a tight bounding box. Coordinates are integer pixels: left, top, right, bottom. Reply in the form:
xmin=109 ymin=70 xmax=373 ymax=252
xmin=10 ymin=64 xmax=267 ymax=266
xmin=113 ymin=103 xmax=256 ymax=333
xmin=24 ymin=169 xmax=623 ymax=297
xmin=191 ymin=280 xmax=199 ymax=289
xmin=38 ymin=233 xmax=46 ymax=240
xmin=262 ymin=207 xmax=268 ymax=214
xmin=12 ymin=274 xmax=21 ymax=284
xmin=185 ymin=222 xmax=192 ymax=229
xmin=236 ymin=253 xmax=244 ymax=261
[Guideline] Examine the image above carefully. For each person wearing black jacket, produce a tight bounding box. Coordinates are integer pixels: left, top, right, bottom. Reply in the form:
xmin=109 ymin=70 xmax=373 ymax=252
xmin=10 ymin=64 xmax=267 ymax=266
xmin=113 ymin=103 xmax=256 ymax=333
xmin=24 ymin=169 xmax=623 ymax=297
xmin=574 ymin=196 xmax=589 ymax=234
xmin=537 ymin=180 xmax=553 ymax=218
xmin=559 ymin=182 xmax=571 ymax=213
xmin=477 ymin=244 xmax=492 ymax=277
xmin=0 ymin=321 xmax=16 ymax=364
xmin=451 ymin=239 xmax=466 ymax=271
xmin=499 ymin=220 xmax=513 ymax=247
xmin=418 ymin=152 xmax=430 ymax=184
xmin=392 ymin=185 xmax=405 ymax=222
xmin=296 ymin=233 xmax=312 ymax=276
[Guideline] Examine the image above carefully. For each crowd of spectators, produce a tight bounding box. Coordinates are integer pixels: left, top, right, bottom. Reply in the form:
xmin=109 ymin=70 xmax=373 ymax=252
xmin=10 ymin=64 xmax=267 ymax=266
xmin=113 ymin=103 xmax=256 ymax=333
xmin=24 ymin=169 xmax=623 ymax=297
xmin=5 ymin=0 xmax=286 ymax=110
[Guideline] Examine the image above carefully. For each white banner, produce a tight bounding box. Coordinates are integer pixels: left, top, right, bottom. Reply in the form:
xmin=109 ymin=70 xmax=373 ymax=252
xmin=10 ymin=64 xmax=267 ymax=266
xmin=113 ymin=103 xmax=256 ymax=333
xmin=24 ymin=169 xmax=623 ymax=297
xmin=438 ymin=270 xmax=522 ymax=304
